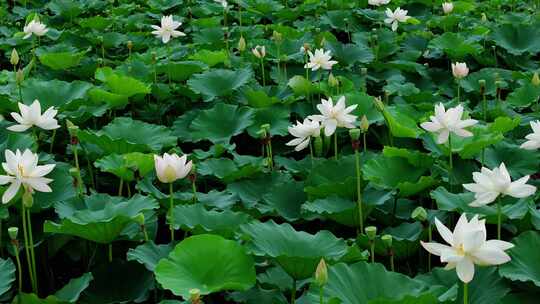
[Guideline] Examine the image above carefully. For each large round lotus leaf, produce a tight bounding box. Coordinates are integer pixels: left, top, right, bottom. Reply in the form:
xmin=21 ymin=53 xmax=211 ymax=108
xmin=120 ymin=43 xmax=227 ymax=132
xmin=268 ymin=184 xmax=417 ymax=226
xmin=78 ymin=130 xmax=148 ymax=155
xmin=491 ymin=23 xmax=540 ymax=55
xmin=197 ymin=157 xmax=260 ymax=182
xmin=154 ymin=234 xmax=256 ymax=299
xmin=0 ymin=121 xmax=36 ymax=155
xmin=189 ymin=103 xmax=255 ymax=144
xmin=95 ymin=67 xmax=151 ymax=97
xmin=428 ymin=32 xmax=482 ymax=59
xmin=240 ymin=220 xmax=348 ymax=279
xmin=0 ymin=258 xmax=15 ymax=297
xmin=127 ymin=241 xmax=174 ymax=272
xmin=22 ymin=79 xmax=92 ymax=109
xmin=382 ymin=105 xmax=423 ymax=139
xmin=36 ymin=45 xmax=88 ymax=70
xmin=484 ymin=142 xmax=540 ymax=177
xmin=499 ymin=231 xmax=540 ymax=287
xmin=101 ymin=117 xmax=177 ymax=151
xmin=363 ymin=153 xmax=428 ymax=192
xmin=187 ymin=68 xmax=252 ymax=101
xmin=188 ymin=49 xmax=228 ymax=67
xmin=156 ymin=61 xmax=206 ymax=81
xmin=305 ymin=262 xmax=430 ymax=304
xmin=54 ymin=273 xmax=93 ymax=303
xmin=261 ymin=181 xmax=306 ymax=221
xmin=94 ymin=154 xmax=135 ymax=182
xmin=32 ymin=162 xmax=77 ymax=210
xmin=325 ymin=41 xmax=374 ymax=66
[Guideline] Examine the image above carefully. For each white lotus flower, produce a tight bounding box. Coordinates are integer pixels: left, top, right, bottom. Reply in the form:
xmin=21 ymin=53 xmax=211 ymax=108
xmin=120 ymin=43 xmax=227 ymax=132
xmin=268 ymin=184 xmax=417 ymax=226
xmin=151 ymin=15 xmax=186 ymax=44
xmin=309 ymin=96 xmax=357 ymax=137
xmin=368 ymin=0 xmax=391 ymax=6
xmin=215 ymin=0 xmax=228 ymax=8
xmin=286 ymin=118 xmax=321 ymax=151
xmin=420 ymin=103 xmax=477 ymax=144
xmin=252 ymin=45 xmax=266 ymax=59
xmin=304 ymin=49 xmax=338 ymax=71
xmin=520 ymin=120 xmax=540 ymax=150
xmin=442 ymin=2 xmax=454 ymax=14
xmin=0 ymin=149 xmax=55 ymax=204
xmin=384 ymin=7 xmax=410 ymax=31
xmin=452 ymin=62 xmax=469 ymax=79
xmin=23 ymin=19 xmax=48 ymax=39
xmin=421 ymin=214 xmax=514 ymax=283
xmin=154 ymin=153 xmax=192 ymax=184
xmin=7 ymin=100 xmax=60 ymax=132
xmin=463 ymin=163 xmax=536 ymax=207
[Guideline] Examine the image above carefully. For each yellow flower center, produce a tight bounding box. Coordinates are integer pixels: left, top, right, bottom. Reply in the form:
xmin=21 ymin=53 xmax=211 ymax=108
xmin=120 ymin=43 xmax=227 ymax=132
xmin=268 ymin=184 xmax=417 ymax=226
xmin=17 ymin=164 xmax=26 ymax=177
xmin=163 ymin=165 xmax=177 ymax=182
xmin=456 ymin=244 xmax=465 ymax=256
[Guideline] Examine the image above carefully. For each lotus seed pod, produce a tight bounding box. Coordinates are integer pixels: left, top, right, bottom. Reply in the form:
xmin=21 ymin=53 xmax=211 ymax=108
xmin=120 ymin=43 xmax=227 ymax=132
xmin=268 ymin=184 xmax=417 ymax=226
xmin=134 ymin=213 xmax=145 ymax=226
xmin=365 ymin=226 xmax=377 ymax=240
xmin=373 ymin=97 xmax=384 ymax=112
xmin=238 ymin=36 xmax=246 ymax=52
xmin=189 ymin=288 xmax=201 ymax=302
xmin=532 ymin=73 xmax=540 ymax=86
xmin=10 ymin=48 xmax=19 ymax=66
xmin=360 ymin=115 xmax=369 ymax=132
xmin=381 ymin=234 xmax=393 ymax=248
xmin=16 ymin=69 xmax=24 ymax=85
xmin=411 ymin=206 xmax=428 ymax=222
xmin=261 ymin=123 xmax=271 ymax=132
xmin=127 ymin=40 xmax=133 ymax=50
xmin=272 ymin=31 xmax=283 ymax=43
xmin=315 ymin=258 xmax=328 ymax=287
xmin=349 ymin=128 xmax=361 ymax=141
xmin=8 ymin=227 xmax=18 ymax=240
xmin=22 ymin=187 xmax=33 ymax=208
xmin=478 ymin=79 xmax=486 ymax=89
xmin=302 ymin=43 xmax=311 ymax=53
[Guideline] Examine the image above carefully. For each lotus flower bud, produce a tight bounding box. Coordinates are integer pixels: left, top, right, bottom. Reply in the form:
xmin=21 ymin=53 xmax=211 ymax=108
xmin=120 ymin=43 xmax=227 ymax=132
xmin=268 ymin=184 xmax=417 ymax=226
xmin=66 ymin=119 xmax=79 ymax=137
xmin=442 ymin=2 xmax=453 ymax=14
xmin=315 ymin=258 xmax=328 ymax=287
xmin=22 ymin=187 xmax=33 ymax=208
xmin=189 ymin=288 xmax=201 ymax=303
xmin=365 ymin=226 xmax=377 ymax=240
xmin=134 ymin=213 xmax=145 ymax=226
xmin=238 ymin=36 xmax=246 ymax=52
xmin=373 ymin=97 xmax=384 ymax=112
xmin=411 ymin=206 xmax=428 ymax=222
xmin=272 ymin=31 xmax=283 ymax=44
xmin=127 ymin=40 xmax=133 ymax=51
xmin=481 ymin=13 xmax=487 ymax=22
xmin=349 ymin=128 xmax=361 ymax=141
xmin=301 ymin=43 xmax=311 ymax=54
xmin=8 ymin=227 xmax=18 ymax=240
xmin=328 ymin=73 xmax=339 ymax=87
xmin=16 ymin=69 xmax=24 ymax=85
xmin=532 ymin=73 xmax=540 ymax=86
xmin=69 ymin=167 xmax=80 ymax=179
xmin=360 ymin=115 xmax=369 ymax=132
xmin=314 ymin=136 xmax=323 ymax=156
xmin=381 ymin=234 xmax=393 ymax=248
xmin=252 ymin=45 xmax=266 ymax=59
xmin=10 ymin=49 xmax=19 ymax=66
xmin=151 ymin=51 xmax=157 ymax=63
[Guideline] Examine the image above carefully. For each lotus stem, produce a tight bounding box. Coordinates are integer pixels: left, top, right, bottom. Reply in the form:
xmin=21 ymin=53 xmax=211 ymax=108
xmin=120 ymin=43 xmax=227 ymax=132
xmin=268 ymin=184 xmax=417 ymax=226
xmin=463 ymin=282 xmax=468 ymax=304
xmin=191 ymin=177 xmax=197 ymax=203
xmin=497 ymin=197 xmax=502 ymax=240
xmin=363 ymin=132 xmax=367 ymax=152
xmin=260 ymin=58 xmax=266 ymax=86
xmin=354 ymin=148 xmax=364 ymax=234
xmin=448 ymin=135 xmax=453 ymax=190
xmin=389 ymin=250 xmax=395 ymax=272
xmin=118 ymin=178 xmax=123 ymax=196
xmin=309 ymin=140 xmax=314 ymax=166
xmin=428 ymin=224 xmax=432 ymax=271
xmin=26 ymin=209 xmax=37 ymax=292
xmin=169 ymin=183 xmax=175 ymax=242
xmin=291 ymin=279 xmax=296 ymax=304
xmin=141 ymin=225 xmax=149 ymax=242
xmin=108 ymin=243 xmax=112 ymax=262
xmin=457 ymin=82 xmax=461 ymax=103
xmin=73 ymin=146 xmax=84 ymax=195
xmin=0 ymin=220 xmax=2 ymax=257
xmin=319 ymin=285 xmax=324 ymax=304
xmin=21 ymin=205 xmax=35 ymax=293
xmin=370 ymin=240 xmax=375 ymax=263
xmin=334 ymin=133 xmax=338 ymax=160
xmin=481 ymin=89 xmax=487 ymax=165
xmin=12 ymin=241 xmax=22 ymax=293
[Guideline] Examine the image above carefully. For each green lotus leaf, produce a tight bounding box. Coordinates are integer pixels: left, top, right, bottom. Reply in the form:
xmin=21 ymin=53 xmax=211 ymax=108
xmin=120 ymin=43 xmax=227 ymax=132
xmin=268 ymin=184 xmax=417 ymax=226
xmin=240 ymin=220 xmax=348 ymax=279
xmin=363 ymin=153 xmax=429 ymax=193
xmin=0 ymin=258 xmax=15 ymax=297
xmin=123 ymin=152 xmax=155 ymax=177
xmin=506 ymin=82 xmax=540 ymax=108
xmin=37 ymin=46 xmax=88 ymax=70
xmin=305 ymin=262 xmax=430 ymax=304
xmin=10 ymin=293 xmax=62 ymax=304
xmin=94 ymin=154 xmax=135 ymax=181
xmin=79 ymin=16 xmax=112 ymax=30
xmin=247 ymin=106 xmax=290 ymax=137
xmin=429 ymin=32 xmax=482 ymax=59
xmin=288 ymin=75 xmax=316 ymax=96
xmin=32 ymin=162 xmax=77 ymax=210
xmin=127 ymin=241 xmax=174 ymax=272
xmin=499 ymin=231 xmax=540 ymax=287
xmin=169 ymin=204 xmax=250 ymax=237
xmin=54 ymin=273 xmax=93 ymax=303
xmin=0 ymin=121 xmax=36 ymax=154
xmin=382 ymin=105 xmax=423 ymax=139
xmin=459 ymin=68 xmax=513 ymax=96
xmin=484 ymin=142 xmax=540 ymax=177
xmin=197 ymin=157 xmax=261 ymax=182
xmin=101 ymin=117 xmax=177 ymax=152
xmin=491 ymin=23 xmax=540 ymax=55
xmin=189 ymin=103 xmax=255 ymax=144
xmin=244 ymin=88 xmax=281 ymax=108
xmin=95 ymin=67 xmax=151 ymax=97
xmin=155 ymin=234 xmax=256 ymax=299
xmin=325 ymin=41 xmax=374 ymax=65
xmin=261 ymin=181 xmax=306 ymax=221
xmin=22 ymin=79 xmax=92 ymax=110
xmin=227 ymin=172 xmax=293 ymax=208
xmin=187 ymin=68 xmax=252 ymax=101
xmin=78 ymin=130 xmax=148 ymax=155
xmin=88 ymin=88 xmax=129 ymax=109
xmin=47 ymin=0 xmax=83 ymax=18
xmin=188 ymin=50 xmax=228 ymax=67
xmin=156 ymin=61 xmax=207 ymax=82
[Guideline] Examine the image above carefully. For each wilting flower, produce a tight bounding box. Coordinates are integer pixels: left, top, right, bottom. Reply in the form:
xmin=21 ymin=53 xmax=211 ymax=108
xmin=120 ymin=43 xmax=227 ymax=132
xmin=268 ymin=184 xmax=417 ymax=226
xmin=286 ymin=118 xmax=321 ymax=151
xmin=304 ymin=49 xmax=338 ymax=71
xmin=420 ymin=103 xmax=477 ymax=144
xmin=421 ymin=214 xmax=514 ymax=283
xmin=520 ymin=120 xmax=540 ymax=150
xmin=23 ymin=19 xmax=48 ymax=39
xmin=463 ymin=163 xmax=536 ymax=207
xmin=452 ymin=62 xmax=469 ymax=79
xmin=384 ymin=7 xmax=410 ymax=31
xmin=154 ymin=153 xmax=192 ymax=183
xmin=151 ymin=15 xmax=186 ymax=44
xmin=309 ymin=96 xmax=357 ymax=137
xmin=215 ymin=0 xmax=227 ymax=8
xmin=252 ymin=45 xmax=266 ymax=59
xmin=368 ymin=0 xmax=391 ymax=6
xmin=0 ymin=149 xmax=55 ymax=204
xmin=442 ymin=2 xmax=454 ymax=14
xmin=7 ymin=100 xmax=60 ymax=132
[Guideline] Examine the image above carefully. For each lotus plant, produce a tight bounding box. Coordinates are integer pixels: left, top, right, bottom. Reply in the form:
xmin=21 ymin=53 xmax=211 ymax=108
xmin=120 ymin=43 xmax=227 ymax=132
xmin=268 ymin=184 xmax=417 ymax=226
xmin=252 ymin=45 xmax=266 ymax=86
xmin=520 ymin=120 xmax=540 ymax=150
xmin=23 ymin=18 xmax=48 ymax=39
xmin=368 ymin=0 xmax=391 ymax=6
xmin=384 ymin=7 xmax=410 ymax=31
xmin=151 ymin=15 xmax=186 ymax=44
xmin=154 ymin=153 xmax=193 ymax=241
xmin=421 ymin=214 xmax=514 ymax=304
xmin=0 ymin=149 xmax=56 ymax=293
xmin=452 ymin=62 xmax=469 ymax=102
xmin=304 ymin=49 xmax=338 ymax=71
xmin=442 ymin=2 xmax=454 ymax=14
xmin=7 ymin=100 xmax=60 ymax=133
xmin=463 ymin=163 xmax=536 ymax=239
xmin=286 ymin=118 xmax=321 ymax=154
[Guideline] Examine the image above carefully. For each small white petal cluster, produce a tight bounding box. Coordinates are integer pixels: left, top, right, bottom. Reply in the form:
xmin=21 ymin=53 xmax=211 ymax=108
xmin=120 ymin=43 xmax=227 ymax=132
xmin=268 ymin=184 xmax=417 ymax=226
xmin=420 ymin=103 xmax=477 ymax=144
xmin=384 ymin=7 xmax=410 ymax=31
xmin=23 ymin=19 xmax=48 ymax=39
xmin=442 ymin=2 xmax=454 ymax=14
xmin=463 ymin=163 xmax=536 ymax=207
xmin=154 ymin=153 xmax=192 ymax=184
xmin=520 ymin=120 xmax=540 ymax=150
xmin=368 ymin=0 xmax=391 ymax=6
xmin=215 ymin=0 xmax=228 ymax=9
xmin=452 ymin=62 xmax=469 ymax=79
xmin=421 ymin=214 xmax=514 ymax=283
xmin=309 ymin=96 xmax=357 ymax=137
xmin=252 ymin=45 xmax=266 ymax=59
xmin=151 ymin=15 xmax=186 ymax=44
xmin=7 ymin=100 xmax=60 ymax=132
xmin=0 ymin=149 xmax=55 ymax=204
xmin=304 ymin=49 xmax=338 ymax=71
xmin=286 ymin=118 xmax=321 ymax=151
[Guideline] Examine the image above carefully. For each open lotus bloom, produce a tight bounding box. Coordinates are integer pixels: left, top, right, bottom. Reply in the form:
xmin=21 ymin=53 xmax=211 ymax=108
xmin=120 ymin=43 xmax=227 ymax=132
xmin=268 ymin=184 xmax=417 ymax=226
xmin=23 ymin=19 xmax=48 ymax=39
xmin=286 ymin=118 xmax=321 ymax=151
xmin=309 ymin=96 xmax=357 ymax=137
xmin=154 ymin=153 xmax=192 ymax=183
xmin=384 ymin=7 xmax=410 ymax=31
xmin=520 ymin=120 xmax=540 ymax=150
xmin=368 ymin=0 xmax=391 ymax=6
xmin=0 ymin=149 xmax=55 ymax=204
xmin=420 ymin=103 xmax=477 ymax=144
xmin=463 ymin=163 xmax=536 ymax=207
xmin=304 ymin=49 xmax=338 ymax=71
xmin=151 ymin=15 xmax=186 ymax=44
xmin=452 ymin=62 xmax=469 ymax=79
xmin=7 ymin=100 xmax=60 ymax=132
xmin=442 ymin=2 xmax=454 ymax=14
xmin=421 ymin=214 xmax=514 ymax=283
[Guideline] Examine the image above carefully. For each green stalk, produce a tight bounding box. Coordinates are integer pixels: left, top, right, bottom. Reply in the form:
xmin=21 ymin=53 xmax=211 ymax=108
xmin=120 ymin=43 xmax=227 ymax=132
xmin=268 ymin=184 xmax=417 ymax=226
xmin=334 ymin=133 xmax=338 ymax=160
xmin=291 ymin=279 xmax=297 ymax=304
xmin=73 ymin=146 xmax=84 ymax=195
xmin=354 ymin=148 xmax=363 ymax=233
xmin=448 ymin=135 xmax=453 ymax=190
xmin=481 ymin=89 xmax=487 ymax=165
xmin=428 ymin=224 xmax=432 ymax=271
xmin=191 ymin=179 xmax=197 ymax=203
xmin=267 ymin=138 xmax=273 ymax=170
xmin=260 ymin=58 xmax=266 ymax=86
xmin=12 ymin=242 xmax=22 ymax=293
xmin=21 ymin=205 xmax=35 ymax=293
xmin=363 ymin=132 xmax=367 ymax=152
xmin=169 ymin=183 xmax=175 ymax=242
xmin=309 ymin=140 xmax=314 ymax=166
xmin=118 ymin=179 xmax=123 ymax=196
xmin=370 ymin=240 xmax=375 ymax=263
xmin=26 ymin=209 xmax=37 ymax=292
xmin=49 ymin=129 xmax=56 ymax=154
xmin=390 ymin=251 xmax=395 ymax=272
xmin=0 ymin=220 xmax=2 ymax=257
xmin=142 ymin=226 xmax=149 ymax=242
xmin=463 ymin=282 xmax=468 ymax=304
xmin=319 ymin=285 xmax=324 ymax=304
xmin=108 ymin=243 xmax=112 ymax=262
xmin=497 ymin=197 xmax=502 ymax=240
xmin=457 ymin=82 xmax=461 ymax=103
